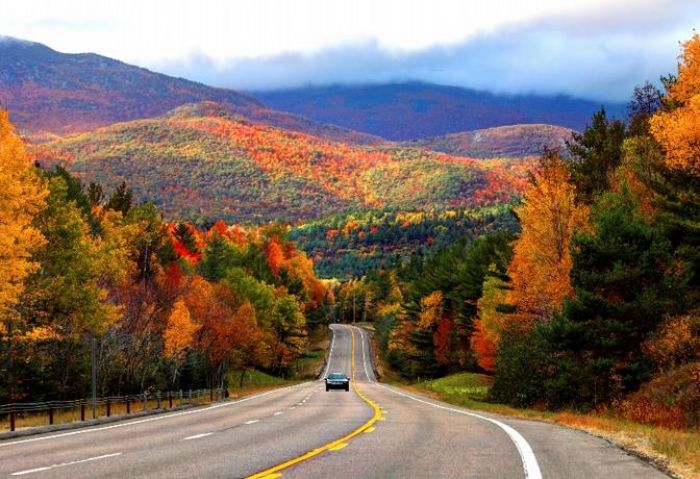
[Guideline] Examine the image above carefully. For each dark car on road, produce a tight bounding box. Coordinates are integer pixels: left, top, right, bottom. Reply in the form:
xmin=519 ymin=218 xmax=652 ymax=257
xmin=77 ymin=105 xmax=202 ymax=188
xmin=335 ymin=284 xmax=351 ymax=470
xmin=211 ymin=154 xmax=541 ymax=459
xmin=325 ymin=372 xmax=350 ymax=392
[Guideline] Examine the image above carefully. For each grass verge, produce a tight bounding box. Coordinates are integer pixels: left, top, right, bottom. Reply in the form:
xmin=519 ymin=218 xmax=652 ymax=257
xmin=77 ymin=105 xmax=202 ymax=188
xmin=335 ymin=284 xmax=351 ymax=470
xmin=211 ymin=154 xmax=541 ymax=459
xmin=407 ymin=372 xmax=699 ymax=479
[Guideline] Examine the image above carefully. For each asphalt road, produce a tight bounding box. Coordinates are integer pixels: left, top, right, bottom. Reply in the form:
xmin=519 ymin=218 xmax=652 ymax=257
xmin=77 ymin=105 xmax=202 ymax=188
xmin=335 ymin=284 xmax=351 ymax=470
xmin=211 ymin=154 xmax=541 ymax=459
xmin=0 ymin=324 xmax=669 ymax=479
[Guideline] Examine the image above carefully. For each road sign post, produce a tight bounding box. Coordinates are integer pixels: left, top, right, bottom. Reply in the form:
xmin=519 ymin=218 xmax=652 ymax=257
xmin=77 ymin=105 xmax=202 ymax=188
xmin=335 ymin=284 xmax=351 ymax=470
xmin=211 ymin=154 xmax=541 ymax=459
xmin=91 ymin=337 xmax=97 ymax=419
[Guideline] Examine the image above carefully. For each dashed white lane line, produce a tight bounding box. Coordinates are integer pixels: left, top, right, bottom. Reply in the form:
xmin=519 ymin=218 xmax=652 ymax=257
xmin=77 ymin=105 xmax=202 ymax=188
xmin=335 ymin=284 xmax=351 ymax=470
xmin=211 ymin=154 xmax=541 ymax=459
xmin=381 ymin=385 xmax=542 ymax=479
xmin=273 ymin=411 xmax=283 ymax=416
xmin=0 ymin=383 xmax=310 ymax=448
xmin=11 ymin=452 xmax=123 ymax=476
xmin=244 ymin=419 xmax=259 ymax=425
xmin=183 ymin=432 xmax=213 ymax=441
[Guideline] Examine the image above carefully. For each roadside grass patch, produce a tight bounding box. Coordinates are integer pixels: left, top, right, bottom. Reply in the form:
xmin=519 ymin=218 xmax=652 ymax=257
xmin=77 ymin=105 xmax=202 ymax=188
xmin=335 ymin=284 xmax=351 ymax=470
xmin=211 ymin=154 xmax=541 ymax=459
xmin=418 ymin=372 xmax=492 ymax=401
xmin=227 ymin=369 xmax=289 ymax=392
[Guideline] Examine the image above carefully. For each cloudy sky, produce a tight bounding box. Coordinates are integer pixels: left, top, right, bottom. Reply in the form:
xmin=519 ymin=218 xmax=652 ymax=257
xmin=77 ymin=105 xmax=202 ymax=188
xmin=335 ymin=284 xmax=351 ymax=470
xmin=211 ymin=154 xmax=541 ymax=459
xmin=2 ymin=0 xmax=699 ymax=101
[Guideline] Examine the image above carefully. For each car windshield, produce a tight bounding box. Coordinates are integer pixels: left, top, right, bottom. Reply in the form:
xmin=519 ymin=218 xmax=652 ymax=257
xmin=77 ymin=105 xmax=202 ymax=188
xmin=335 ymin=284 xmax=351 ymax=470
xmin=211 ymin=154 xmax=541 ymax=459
xmin=327 ymin=373 xmax=347 ymax=380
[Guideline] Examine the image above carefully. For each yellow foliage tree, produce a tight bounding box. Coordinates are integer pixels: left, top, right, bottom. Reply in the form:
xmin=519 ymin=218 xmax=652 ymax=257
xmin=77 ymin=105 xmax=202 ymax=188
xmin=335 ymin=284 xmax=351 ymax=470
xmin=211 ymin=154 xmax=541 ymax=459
xmin=471 ymin=269 xmax=510 ymax=372
xmin=163 ymin=300 xmax=199 ymax=358
xmin=0 ymin=110 xmax=47 ymax=320
xmin=651 ymin=34 xmax=700 ymax=174
xmin=417 ymin=291 xmax=444 ymax=330
xmin=507 ymin=153 xmax=588 ymax=326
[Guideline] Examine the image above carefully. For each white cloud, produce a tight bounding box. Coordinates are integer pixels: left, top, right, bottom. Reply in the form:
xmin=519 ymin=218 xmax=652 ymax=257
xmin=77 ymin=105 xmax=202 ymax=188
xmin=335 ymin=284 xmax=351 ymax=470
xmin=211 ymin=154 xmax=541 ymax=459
xmin=1 ymin=0 xmax=698 ymax=100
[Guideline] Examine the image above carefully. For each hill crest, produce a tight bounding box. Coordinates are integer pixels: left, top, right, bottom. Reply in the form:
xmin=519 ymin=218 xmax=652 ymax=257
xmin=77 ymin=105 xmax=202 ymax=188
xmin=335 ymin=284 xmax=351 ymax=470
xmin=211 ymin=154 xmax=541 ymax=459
xmin=0 ymin=37 xmax=383 ymax=145
xmin=408 ymin=124 xmax=574 ymax=158
xmin=253 ymin=82 xmax=625 ymax=140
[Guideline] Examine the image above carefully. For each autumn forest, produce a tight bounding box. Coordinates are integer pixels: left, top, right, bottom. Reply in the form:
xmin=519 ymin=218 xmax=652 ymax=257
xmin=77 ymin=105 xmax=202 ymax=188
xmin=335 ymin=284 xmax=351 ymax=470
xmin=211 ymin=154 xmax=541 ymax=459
xmin=1 ymin=23 xmax=700 ymax=472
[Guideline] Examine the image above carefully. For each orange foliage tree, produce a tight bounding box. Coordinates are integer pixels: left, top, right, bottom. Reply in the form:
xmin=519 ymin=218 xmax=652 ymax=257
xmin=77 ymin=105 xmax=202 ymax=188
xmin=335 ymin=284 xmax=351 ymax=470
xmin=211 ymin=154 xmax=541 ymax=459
xmin=163 ymin=299 xmax=199 ymax=385
xmin=0 ymin=110 xmax=47 ymax=320
xmin=507 ymin=152 xmax=588 ymax=326
xmin=651 ymin=34 xmax=700 ymax=174
xmin=470 ymin=270 xmax=510 ymax=372
xmin=163 ymin=300 xmax=198 ymax=358
xmin=265 ymin=236 xmax=285 ymax=278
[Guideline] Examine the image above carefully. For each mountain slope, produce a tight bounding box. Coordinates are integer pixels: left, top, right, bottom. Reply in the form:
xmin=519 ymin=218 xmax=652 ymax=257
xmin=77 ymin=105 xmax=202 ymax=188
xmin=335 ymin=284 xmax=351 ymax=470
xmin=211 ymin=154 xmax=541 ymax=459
xmin=0 ymin=37 xmax=382 ymax=145
xmin=253 ymin=82 xmax=626 ymax=140
xmin=408 ymin=124 xmax=574 ymax=158
xmin=31 ymin=102 xmax=529 ymax=223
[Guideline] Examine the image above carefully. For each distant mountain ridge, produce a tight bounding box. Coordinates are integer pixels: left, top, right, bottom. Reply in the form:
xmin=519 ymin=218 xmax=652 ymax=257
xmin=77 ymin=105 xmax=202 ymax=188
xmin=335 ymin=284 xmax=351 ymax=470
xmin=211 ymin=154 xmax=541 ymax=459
xmin=408 ymin=124 xmax=574 ymax=158
xmin=253 ymin=82 xmax=626 ymax=141
xmin=0 ymin=36 xmax=382 ymax=144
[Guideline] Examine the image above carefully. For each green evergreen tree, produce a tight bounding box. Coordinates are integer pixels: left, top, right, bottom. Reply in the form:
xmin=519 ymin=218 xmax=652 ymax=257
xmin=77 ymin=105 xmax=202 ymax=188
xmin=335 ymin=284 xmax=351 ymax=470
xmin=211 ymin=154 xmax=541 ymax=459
xmin=105 ymin=181 xmax=133 ymax=216
xmin=567 ymin=108 xmax=626 ymax=203
xmin=197 ymin=235 xmax=240 ymax=281
xmin=548 ymin=188 xmax=690 ymax=408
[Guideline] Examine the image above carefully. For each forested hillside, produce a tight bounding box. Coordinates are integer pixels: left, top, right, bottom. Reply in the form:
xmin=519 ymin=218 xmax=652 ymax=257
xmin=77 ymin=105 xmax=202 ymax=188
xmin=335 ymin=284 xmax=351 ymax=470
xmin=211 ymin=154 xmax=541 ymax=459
xmin=343 ymin=35 xmax=700 ymax=432
xmin=0 ymin=111 xmax=330 ymax=402
xmin=31 ymin=102 xmax=530 ymax=223
xmin=290 ymin=207 xmax=518 ymax=278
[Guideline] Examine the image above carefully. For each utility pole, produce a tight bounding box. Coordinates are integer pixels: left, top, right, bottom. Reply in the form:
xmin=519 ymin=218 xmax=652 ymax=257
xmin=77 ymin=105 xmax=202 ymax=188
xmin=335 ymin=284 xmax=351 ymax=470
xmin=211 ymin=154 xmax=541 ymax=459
xmin=352 ymin=286 xmax=356 ymax=325
xmin=91 ymin=337 xmax=97 ymax=419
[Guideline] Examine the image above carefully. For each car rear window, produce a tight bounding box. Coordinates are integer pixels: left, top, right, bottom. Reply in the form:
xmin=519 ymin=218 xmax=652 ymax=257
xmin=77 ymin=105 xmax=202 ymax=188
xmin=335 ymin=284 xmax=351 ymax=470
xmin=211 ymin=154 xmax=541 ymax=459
xmin=328 ymin=373 xmax=346 ymax=379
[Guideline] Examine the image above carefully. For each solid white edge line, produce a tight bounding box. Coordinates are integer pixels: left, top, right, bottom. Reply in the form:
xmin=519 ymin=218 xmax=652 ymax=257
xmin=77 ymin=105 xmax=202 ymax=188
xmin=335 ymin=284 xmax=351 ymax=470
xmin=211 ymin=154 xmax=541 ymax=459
xmin=11 ymin=452 xmax=123 ymax=476
xmin=321 ymin=325 xmax=336 ymax=379
xmin=380 ymin=385 xmax=542 ymax=479
xmin=183 ymin=432 xmax=213 ymax=441
xmin=10 ymin=467 xmax=51 ymax=476
xmin=356 ymin=327 xmax=372 ymax=382
xmin=0 ymin=382 xmax=310 ymax=448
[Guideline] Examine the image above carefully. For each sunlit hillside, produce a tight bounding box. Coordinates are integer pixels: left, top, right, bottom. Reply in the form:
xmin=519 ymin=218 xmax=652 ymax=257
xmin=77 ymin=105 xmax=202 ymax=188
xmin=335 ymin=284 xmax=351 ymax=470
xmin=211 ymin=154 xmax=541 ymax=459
xmin=31 ymin=102 xmax=530 ymax=223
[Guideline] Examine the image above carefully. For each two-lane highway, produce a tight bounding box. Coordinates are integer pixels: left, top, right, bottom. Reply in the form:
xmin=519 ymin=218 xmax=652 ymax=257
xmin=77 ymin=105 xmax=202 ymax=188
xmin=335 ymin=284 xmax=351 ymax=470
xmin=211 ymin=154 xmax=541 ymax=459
xmin=0 ymin=324 xmax=669 ymax=478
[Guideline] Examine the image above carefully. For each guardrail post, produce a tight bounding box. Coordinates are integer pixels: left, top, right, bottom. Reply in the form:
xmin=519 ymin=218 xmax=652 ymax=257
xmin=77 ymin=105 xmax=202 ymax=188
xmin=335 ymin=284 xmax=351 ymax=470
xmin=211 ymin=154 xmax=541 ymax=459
xmin=106 ymin=398 xmax=111 ymax=417
xmin=126 ymin=397 xmax=130 ymax=414
xmin=179 ymin=389 xmax=182 ymax=407
xmin=81 ymin=401 xmax=86 ymax=421
xmin=48 ymin=407 xmax=54 ymax=425
xmin=210 ymin=388 xmax=213 ymax=402
xmin=188 ymin=389 xmax=192 ymax=406
xmin=156 ymin=391 xmax=161 ymax=409
xmin=168 ymin=391 xmax=173 ymax=409
xmin=143 ymin=392 xmax=147 ymax=411
xmin=10 ymin=411 xmax=15 ymax=431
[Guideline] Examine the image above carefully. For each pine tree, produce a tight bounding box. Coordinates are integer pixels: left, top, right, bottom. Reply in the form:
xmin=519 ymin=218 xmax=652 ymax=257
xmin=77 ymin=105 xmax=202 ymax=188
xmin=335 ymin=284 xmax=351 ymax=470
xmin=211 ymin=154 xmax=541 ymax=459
xmin=567 ymin=109 xmax=626 ymax=203
xmin=552 ymin=188 xmax=690 ymax=407
xmin=105 ymin=181 xmax=133 ymax=216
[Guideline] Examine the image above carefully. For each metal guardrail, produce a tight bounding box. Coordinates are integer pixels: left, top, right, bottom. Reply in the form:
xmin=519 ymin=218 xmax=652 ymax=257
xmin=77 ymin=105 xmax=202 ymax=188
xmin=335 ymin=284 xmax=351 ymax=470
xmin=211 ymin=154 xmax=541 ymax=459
xmin=0 ymin=388 xmax=228 ymax=432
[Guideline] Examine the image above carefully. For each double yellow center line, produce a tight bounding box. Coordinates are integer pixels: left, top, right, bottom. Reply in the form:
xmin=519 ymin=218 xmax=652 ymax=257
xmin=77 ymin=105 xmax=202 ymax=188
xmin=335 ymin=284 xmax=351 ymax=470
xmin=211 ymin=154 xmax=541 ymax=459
xmin=246 ymin=326 xmax=382 ymax=479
